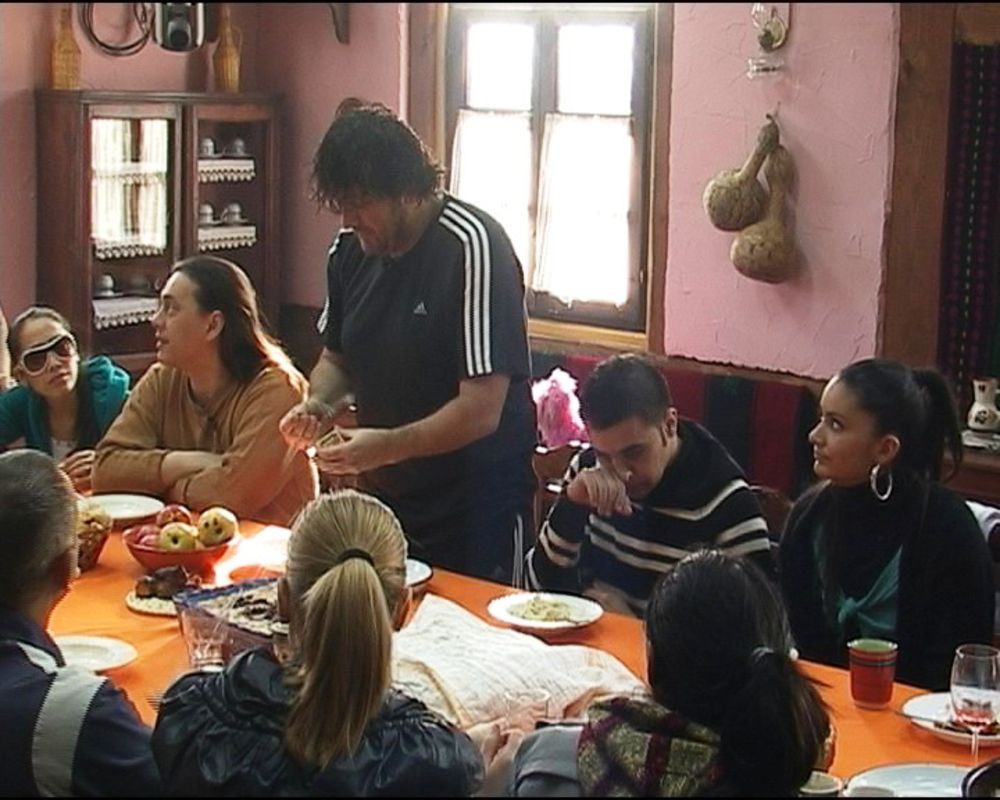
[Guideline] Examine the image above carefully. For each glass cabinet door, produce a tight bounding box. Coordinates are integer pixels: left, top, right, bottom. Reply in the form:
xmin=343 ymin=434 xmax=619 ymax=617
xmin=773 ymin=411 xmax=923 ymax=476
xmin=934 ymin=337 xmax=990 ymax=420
xmin=90 ymin=117 xmax=171 ymax=266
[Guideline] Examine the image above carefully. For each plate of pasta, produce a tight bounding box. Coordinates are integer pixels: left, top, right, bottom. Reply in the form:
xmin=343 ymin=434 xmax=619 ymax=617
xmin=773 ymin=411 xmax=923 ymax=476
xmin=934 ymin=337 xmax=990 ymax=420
xmin=487 ymin=592 xmax=603 ymax=632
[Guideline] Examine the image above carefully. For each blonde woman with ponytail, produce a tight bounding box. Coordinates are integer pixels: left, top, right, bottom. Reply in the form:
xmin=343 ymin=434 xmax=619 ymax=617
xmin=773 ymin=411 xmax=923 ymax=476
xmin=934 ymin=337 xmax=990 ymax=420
xmin=152 ymin=490 xmax=490 ymax=796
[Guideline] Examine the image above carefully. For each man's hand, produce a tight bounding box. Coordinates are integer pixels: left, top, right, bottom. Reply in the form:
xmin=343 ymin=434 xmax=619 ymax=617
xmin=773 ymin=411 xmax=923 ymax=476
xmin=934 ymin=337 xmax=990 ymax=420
xmin=279 ymin=399 xmax=337 ymax=451
xmin=60 ymin=449 xmax=95 ymax=493
xmin=565 ymin=465 xmax=633 ymax=517
xmin=312 ymin=427 xmax=398 ymax=475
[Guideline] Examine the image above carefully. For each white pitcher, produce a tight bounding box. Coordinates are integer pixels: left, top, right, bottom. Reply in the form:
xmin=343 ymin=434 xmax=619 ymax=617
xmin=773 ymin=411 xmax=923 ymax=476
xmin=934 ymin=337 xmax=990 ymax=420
xmin=968 ymin=377 xmax=1000 ymax=433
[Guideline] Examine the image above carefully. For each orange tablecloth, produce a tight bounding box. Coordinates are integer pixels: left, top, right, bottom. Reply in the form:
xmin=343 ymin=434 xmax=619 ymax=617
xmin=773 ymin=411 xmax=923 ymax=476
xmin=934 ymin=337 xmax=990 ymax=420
xmin=50 ymin=522 xmax=975 ymax=782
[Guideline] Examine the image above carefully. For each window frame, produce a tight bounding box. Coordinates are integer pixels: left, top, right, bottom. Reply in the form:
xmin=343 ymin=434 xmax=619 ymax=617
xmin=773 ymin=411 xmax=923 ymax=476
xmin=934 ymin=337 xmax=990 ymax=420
xmin=444 ymin=3 xmax=657 ymax=334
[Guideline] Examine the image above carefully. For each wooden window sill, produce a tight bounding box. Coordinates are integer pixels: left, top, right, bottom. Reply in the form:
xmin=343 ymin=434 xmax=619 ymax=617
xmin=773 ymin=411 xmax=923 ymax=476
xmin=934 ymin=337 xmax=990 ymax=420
xmin=528 ymin=318 xmax=647 ymax=352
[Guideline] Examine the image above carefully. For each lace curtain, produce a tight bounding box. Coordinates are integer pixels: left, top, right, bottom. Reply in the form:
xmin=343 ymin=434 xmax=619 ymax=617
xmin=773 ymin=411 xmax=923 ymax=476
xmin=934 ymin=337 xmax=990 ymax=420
xmin=90 ymin=119 xmax=168 ymax=258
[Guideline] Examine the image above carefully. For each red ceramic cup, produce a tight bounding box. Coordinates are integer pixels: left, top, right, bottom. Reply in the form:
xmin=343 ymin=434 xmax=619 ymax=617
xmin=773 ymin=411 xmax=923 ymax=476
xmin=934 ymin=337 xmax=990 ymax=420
xmin=848 ymin=638 xmax=898 ymax=709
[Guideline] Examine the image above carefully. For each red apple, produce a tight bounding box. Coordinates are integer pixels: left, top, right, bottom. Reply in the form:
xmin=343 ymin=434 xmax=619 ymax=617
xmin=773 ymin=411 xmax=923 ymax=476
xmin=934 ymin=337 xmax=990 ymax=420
xmin=133 ymin=524 xmax=162 ymax=547
xmin=156 ymin=504 xmax=194 ymax=527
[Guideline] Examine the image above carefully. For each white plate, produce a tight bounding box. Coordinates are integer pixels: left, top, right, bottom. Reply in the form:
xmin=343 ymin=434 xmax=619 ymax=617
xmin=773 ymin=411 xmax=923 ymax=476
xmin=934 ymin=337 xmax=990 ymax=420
xmin=83 ymin=494 xmax=164 ymax=526
xmin=55 ymin=635 xmax=138 ymax=672
xmin=901 ymin=692 xmax=1000 ymax=748
xmin=405 ymin=558 xmax=432 ymax=588
xmin=487 ymin=591 xmax=603 ymax=631
xmin=845 ymin=763 xmax=968 ymax=797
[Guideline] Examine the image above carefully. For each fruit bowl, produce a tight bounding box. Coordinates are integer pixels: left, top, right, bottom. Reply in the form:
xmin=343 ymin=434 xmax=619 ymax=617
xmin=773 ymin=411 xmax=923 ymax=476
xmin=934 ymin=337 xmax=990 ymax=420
xmin=122 ymin=525 xmax=239 ymax=577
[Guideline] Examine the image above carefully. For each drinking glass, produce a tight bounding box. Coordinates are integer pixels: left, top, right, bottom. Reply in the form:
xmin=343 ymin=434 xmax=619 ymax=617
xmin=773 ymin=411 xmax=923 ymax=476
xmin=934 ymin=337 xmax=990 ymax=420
xmin=950 ymin=643 xmax=1000 ymax=764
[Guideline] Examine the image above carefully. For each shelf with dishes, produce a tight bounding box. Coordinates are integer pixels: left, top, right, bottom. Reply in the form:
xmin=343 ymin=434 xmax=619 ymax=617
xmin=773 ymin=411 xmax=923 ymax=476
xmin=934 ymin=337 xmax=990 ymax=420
xmin=196 ymin=200 xmax=257 ymax=251
xmin=197 ymin=136 xmax=255 ymax=182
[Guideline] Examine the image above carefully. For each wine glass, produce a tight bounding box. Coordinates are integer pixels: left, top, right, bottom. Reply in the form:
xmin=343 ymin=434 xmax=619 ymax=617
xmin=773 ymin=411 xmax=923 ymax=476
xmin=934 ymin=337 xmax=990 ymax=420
xmin=950 ymin=643 xmax=1000 ymax=764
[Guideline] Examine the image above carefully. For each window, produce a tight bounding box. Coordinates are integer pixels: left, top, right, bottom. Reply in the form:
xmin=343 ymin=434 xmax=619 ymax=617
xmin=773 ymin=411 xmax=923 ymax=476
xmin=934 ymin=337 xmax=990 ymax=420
xmin=446 ymin=3 xmax=655 ymax=333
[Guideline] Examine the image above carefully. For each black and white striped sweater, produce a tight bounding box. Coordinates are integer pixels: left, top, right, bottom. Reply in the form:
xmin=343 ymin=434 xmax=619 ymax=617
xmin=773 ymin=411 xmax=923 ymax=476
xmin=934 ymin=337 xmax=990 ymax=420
xmin=526 ymin=420 xmax=774 ymax=615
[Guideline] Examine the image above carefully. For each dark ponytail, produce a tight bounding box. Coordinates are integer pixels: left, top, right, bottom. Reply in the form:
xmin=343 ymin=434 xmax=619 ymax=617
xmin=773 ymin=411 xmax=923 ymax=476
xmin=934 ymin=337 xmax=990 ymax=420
xmin=912 ymin=368 xmax=963 ymax=480
xmin=718 ymin=649 xmax=827 ymax=796
xmin=646 ymin=550 xmax=830 ymax=797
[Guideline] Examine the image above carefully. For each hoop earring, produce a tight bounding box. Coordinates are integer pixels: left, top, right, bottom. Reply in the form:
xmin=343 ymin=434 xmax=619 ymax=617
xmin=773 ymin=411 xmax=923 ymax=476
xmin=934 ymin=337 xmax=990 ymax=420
xmin=869 ymin=463 xmax=893 ymax=502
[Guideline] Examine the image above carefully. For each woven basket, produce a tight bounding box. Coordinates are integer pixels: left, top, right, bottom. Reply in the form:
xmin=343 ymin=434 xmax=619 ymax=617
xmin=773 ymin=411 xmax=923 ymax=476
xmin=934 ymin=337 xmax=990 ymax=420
xmin=78 ymin=529 xmax=110 ymax=572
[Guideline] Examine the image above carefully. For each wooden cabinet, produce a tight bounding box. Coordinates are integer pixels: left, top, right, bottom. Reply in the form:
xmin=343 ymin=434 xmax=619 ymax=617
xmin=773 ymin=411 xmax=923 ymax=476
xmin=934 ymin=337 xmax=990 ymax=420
xmin=35 ymin=90 xmax=280 ymax=377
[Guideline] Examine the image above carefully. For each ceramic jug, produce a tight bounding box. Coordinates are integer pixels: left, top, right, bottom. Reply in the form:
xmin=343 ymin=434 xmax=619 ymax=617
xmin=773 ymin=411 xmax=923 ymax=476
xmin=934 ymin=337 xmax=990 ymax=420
xmin=967 ymin=377 xmax=1000 ymax=433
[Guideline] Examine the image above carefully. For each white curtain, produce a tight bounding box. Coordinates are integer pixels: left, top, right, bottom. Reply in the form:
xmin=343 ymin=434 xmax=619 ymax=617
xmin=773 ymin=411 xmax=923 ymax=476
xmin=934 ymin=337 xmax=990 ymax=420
xmin=90 ymin=119 xmax=168 ymax=254
xmin=532 ymin=114 xmax=633 ymax=306
xmin=449 ymin=108 xmax=533 ymax=271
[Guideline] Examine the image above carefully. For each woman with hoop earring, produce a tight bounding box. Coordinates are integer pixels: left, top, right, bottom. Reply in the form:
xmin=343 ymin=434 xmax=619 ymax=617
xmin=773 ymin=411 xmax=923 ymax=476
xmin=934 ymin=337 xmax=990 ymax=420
xmin=778 ymin=358 xmax=994 ymax=690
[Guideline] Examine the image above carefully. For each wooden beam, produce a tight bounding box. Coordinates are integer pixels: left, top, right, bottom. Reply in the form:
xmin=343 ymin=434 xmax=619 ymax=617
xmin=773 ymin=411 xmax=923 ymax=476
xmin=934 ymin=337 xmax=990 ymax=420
xmin=879 ymin=4 xmax=955 ymax=367
xmin=956 ymin=3 xmax=1000 ymax=45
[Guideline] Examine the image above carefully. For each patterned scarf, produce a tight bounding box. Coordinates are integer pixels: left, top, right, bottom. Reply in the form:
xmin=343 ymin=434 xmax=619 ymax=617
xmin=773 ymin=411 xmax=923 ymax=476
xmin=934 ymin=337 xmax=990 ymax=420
xmin=577 ymin=695 xmax=726 ymax=797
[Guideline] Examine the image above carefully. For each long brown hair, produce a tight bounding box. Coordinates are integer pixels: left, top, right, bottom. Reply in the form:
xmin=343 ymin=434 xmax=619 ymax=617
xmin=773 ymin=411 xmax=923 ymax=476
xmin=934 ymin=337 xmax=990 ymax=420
xmin=283 ymin=490 xmax=407 ymax=767
xmin=172 ymin=255 xmax=291 ymax=383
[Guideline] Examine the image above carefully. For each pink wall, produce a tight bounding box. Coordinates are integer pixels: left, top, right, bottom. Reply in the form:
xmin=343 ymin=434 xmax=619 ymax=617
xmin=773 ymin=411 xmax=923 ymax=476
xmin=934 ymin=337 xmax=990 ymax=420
xmin=254 ymin=2 xmax=405 ymax=308
xmin=665 ymin=3 xmax=899 ymax=378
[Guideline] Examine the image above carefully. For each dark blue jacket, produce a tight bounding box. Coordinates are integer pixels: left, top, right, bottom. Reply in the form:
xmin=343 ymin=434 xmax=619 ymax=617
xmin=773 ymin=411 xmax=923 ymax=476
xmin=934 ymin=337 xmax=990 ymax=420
xmin=153 ymin=648 xmax=483 ymax=796
xmin=0 ymin=608 xmax=161 ymax=796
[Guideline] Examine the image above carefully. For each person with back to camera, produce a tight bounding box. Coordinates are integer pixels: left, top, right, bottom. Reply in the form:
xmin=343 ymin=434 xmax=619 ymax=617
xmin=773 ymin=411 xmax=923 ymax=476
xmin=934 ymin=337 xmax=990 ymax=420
xmin=279 ymin=98 xmax=537 ymax=585
xmin=0 ymin=305 xmax=130 ymax=492
xmin=151 ymin=489 xmax=521 ymax=796
xmin=525 ymin=353 xmax=774 ymax=616
xmin=92 ymin=255 xmax=318 ymax=526
xmin=509 ymin=549 xmax=831 ymax=797
xmin=0 ymin=450 xmax=161 ymax=796
xmin=779 ymin=358 xmax=994 ymax=690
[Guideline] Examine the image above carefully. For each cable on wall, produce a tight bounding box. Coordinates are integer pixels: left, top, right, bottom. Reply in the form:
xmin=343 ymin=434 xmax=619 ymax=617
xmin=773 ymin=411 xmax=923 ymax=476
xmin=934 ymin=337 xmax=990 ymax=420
xmin=79 ymin=3 xmax=152 ymax=56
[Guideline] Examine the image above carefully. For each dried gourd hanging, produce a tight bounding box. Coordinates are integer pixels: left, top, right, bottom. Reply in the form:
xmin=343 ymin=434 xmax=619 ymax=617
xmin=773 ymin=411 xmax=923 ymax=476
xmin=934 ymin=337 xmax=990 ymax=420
xmin=702 ymin=115 xmax=780 ymax=231
xmin=730 ymin=144 xmax=797 ymax=283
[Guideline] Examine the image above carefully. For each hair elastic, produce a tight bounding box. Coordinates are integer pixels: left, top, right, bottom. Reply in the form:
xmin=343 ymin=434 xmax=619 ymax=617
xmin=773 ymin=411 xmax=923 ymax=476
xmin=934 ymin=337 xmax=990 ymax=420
xmin=336 ymin=548 xmax=375 ymax=567
xmin=750 ymin=646 xmax=775 ymax=664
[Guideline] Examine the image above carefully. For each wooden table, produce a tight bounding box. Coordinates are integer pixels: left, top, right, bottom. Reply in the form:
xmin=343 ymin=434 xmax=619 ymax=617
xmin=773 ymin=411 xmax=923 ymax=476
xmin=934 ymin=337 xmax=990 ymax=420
xmin=50 ymin=522 xmax=979 ymax=784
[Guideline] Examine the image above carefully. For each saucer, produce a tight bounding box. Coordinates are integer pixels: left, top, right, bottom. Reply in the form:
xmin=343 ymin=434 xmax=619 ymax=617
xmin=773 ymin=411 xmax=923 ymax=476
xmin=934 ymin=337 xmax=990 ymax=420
xmin=221 ymin=217 xmax=251 ymax=226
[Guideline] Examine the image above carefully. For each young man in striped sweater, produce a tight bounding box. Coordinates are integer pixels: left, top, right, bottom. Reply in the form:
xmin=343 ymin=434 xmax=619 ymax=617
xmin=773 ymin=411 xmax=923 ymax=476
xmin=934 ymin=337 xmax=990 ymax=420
xmin=526 ymin=354 xmax=774 ymax=616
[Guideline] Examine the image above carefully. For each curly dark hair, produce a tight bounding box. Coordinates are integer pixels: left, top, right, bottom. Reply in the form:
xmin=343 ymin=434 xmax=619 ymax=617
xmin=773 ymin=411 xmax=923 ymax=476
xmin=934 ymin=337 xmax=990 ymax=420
xmin=311 ymin=98 xmax=443 ymax=210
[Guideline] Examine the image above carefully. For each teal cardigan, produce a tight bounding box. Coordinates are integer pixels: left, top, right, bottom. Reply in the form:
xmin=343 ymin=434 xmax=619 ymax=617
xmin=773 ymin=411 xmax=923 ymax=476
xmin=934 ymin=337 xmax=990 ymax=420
xmin=0 ymin=356 xmax=130 ymax=454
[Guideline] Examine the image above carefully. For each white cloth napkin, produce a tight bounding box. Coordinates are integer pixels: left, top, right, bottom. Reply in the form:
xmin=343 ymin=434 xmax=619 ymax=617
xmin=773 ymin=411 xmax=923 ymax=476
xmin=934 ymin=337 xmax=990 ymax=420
xmin=968 ymin=501 xmax=1000 ymax=541
xmin=92 ymin=297 xmax=159 ymax=330
xmin=392 ymin=593 xmax=645 ymax=728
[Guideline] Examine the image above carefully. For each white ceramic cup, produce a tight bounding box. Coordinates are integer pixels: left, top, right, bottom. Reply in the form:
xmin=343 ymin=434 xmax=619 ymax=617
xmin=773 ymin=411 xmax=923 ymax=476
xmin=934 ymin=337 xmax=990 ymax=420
xmin=199 ymin=137 xmax=216 ymax=157
xmin=800 ymin=770 xmax=845 ymax=797
xmin=199 ymin=202 xmax=215 ymax=224
xmin=221 ymin=202 xmax=243 ymax=224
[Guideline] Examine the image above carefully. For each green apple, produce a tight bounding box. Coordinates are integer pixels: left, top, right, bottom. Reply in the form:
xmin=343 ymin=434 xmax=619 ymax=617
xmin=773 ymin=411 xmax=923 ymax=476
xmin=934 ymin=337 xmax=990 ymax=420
xmin=198 ymin=506 xmax=238 ymax=546
xmin=158 ymin=522 xmax=199 ymax=552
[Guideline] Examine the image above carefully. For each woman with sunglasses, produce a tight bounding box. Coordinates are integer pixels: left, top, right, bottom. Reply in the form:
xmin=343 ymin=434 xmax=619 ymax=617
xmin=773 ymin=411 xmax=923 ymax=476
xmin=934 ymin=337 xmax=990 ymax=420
xmin=0 ymin=306 xmax=130 ymax=491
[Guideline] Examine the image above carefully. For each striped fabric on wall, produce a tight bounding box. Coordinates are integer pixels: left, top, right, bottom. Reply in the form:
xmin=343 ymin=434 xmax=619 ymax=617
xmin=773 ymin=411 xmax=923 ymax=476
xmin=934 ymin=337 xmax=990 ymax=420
xmin=938 ymin=42 xmax=1000 ymax=409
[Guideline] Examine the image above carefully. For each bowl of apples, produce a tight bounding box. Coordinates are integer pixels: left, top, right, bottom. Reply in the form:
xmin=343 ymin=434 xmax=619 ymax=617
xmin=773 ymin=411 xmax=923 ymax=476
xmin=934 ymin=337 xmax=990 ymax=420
xmin=123 ymin=504 xmax=240 ymax=577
